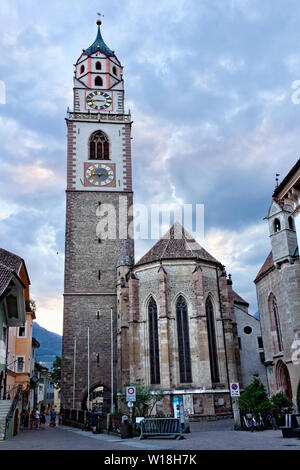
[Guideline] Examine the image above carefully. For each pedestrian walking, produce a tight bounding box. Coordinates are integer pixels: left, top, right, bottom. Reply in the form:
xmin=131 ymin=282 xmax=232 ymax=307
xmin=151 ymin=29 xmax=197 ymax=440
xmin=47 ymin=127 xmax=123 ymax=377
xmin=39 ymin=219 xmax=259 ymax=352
xmin=96 ymin=415 xmax=102 ymax=434
xmin=29 ymin=409 xmax=35 ymax=429
xmin=35 ymin=409 xmax=40 ymax=429
xmin=50 ymin=408 xmax=56 ymax=427
xmin=40 ymin=411 xmax=46 ymax=429
xmin=92 ymin=410 xmax=97 ymax=433
xmin=24 ymin=409 xmax=29 ymax=428
xmin=20 ymin=409 xmax=26 ymax=429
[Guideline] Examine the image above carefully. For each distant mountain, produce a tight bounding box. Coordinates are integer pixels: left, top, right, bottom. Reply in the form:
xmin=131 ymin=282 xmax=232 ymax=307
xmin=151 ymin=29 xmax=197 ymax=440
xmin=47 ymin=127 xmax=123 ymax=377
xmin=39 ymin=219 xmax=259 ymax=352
xmin=32 ymin=322 xmax=62 ymax=371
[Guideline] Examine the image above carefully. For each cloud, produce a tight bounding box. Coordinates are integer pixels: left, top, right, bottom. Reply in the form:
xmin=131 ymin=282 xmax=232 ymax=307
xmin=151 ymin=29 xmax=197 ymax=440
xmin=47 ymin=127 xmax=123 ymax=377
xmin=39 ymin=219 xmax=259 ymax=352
xmin=1 ymin=0 xmax=300 ymax=334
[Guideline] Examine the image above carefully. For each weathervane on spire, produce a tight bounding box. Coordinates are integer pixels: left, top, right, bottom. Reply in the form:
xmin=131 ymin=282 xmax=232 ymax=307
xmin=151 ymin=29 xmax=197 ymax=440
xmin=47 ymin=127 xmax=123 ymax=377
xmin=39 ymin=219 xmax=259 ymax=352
xmin=97 ymin=12 xmax=104 ymax=25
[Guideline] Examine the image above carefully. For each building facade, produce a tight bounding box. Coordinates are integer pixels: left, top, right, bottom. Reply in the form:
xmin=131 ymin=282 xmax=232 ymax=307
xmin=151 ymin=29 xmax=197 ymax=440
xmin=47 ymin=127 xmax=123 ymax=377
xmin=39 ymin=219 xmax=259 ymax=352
xmin=233 ymin=293 xmax=268 ymax=391
xmin=254 ymin=159 xmax=300 ymax=405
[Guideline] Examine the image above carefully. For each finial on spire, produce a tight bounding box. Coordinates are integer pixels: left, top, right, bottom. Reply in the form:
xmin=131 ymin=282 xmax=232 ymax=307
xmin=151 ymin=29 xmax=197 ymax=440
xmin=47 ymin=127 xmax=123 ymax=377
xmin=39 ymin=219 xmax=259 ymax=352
xmin=275 ymin=173 xmax=280 ymax=188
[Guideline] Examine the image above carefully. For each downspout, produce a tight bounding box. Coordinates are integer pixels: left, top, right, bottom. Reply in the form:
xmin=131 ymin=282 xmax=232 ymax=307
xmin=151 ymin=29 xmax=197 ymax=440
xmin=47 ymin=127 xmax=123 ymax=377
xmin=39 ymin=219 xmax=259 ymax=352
xmin=215 ymin=266 xmax=233 ymax=412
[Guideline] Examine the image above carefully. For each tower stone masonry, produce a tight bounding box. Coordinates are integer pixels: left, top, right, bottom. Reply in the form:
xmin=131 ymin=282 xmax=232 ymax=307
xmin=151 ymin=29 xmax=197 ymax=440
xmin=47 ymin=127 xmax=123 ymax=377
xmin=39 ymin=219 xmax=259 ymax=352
xmin=61 ymin=21 xmax=133 ymax=410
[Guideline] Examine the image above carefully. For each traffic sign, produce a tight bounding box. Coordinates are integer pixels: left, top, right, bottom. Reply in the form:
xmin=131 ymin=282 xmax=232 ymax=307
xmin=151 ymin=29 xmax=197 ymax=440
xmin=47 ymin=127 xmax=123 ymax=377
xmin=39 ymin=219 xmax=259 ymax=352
xmin=126 ymin=386 xmax=136 ymax=402
xmin=230 ymin=382 xmax=240 ymax=397
xmin=127 ymin=401 xmax=134 ymax=408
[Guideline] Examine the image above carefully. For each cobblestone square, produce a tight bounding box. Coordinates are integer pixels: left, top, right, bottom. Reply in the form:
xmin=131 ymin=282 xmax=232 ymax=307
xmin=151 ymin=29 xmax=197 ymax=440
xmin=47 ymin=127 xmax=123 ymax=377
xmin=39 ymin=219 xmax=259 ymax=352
xmin=1 ymin=419 xmax=299 ymax=451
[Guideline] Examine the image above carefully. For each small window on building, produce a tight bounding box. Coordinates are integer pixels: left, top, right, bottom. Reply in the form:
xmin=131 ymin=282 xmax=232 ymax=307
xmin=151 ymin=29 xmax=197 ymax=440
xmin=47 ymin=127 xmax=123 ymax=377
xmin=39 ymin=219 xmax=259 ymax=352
xmin=17 ymin=357 xmax=25 ymax=373
xmin=257 ymin=336 xmax=264 ymax=349
xmin=2 ymin=325 xmax=7 ymax=344
xmin=80 ymin=65 xmax=85 ymax=74
xmin=95 ymin=76 xmax=103 ymax=86
xmin=274 ymin=218 xmax=281 ymax=232
xmin=95 ymin=61 xmax=102 ymax=70
xmin=18 ymin=326 xmax=26 ymax=337
xmin=112 ymin=66 xmax=117 ymax=76
xmin=259 ymin=351 xmax=265 ymax=364
xmin=244 ymin=326 xmax=252 ymax=335
xmin=238 ymin=337 xmax=242 ymax=349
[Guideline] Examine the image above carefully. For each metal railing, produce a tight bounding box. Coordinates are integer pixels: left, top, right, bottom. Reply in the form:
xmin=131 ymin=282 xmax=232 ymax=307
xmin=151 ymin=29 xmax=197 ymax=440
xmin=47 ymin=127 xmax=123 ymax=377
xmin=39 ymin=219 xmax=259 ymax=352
xmin=139 ymin=418 xmax=185 ymax=440
xmin=4 ymin=384 xmax=23 ymax=438
xmin=67 ymin=111 xmax=131 ymax=123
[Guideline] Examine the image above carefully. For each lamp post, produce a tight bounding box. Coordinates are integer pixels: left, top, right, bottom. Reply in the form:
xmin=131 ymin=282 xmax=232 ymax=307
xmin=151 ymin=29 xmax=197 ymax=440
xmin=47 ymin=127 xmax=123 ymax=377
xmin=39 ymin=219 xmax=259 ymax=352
xmin=111 ymin=306 xmax=114 ymax=414
xmin=72 ymin=336 xmax=76 ymax=409
xmin=87 ymin=327 xmax=90 ymax=411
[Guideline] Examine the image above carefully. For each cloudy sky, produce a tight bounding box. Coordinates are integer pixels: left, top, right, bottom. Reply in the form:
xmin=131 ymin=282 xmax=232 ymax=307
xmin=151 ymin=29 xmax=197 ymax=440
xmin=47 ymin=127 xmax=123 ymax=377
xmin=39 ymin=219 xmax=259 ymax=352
xmin=0 ymin=0 xmax=300 ymax=334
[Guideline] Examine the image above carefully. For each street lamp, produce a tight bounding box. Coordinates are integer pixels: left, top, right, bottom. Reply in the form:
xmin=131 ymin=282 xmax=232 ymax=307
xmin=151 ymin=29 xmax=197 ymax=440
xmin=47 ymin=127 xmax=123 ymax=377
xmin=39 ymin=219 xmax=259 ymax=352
xmin=110 ymin=307 xmax=114 ymax=414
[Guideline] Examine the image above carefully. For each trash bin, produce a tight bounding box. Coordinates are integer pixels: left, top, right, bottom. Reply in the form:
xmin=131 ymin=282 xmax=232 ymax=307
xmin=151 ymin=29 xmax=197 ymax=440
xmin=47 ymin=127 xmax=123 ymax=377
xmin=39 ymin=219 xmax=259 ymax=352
xmin=120 ymin=415 xmax=133 ymax=439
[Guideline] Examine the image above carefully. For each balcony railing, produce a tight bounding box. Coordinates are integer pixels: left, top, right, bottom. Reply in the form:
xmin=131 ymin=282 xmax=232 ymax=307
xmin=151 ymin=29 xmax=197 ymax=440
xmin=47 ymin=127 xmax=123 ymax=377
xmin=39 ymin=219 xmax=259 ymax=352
xmin=66 ymin=111 xmax=132 ymax=123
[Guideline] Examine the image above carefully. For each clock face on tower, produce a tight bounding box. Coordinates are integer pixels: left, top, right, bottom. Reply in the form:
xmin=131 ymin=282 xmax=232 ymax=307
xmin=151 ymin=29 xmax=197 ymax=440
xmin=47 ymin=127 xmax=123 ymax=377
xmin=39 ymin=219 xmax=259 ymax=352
xmin=84 ymin=163 xmax=115 ymax=187
xmin=86 ymin=91 xmax=112 ymax=110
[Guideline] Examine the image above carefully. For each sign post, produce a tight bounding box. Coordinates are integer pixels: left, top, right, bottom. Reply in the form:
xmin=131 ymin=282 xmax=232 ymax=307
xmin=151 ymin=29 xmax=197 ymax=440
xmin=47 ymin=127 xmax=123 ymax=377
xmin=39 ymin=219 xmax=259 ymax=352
xmin=126 ymin=386 xmax=136 ymax=424
xmin=230 ymin=382 xmax=241 ymax=429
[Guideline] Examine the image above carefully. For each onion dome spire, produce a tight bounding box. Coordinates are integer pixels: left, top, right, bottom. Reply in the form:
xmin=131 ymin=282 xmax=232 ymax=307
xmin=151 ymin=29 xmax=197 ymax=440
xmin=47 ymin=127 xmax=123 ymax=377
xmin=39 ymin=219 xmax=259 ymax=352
xmin=84 ymin=19 xmax=114 ymax=57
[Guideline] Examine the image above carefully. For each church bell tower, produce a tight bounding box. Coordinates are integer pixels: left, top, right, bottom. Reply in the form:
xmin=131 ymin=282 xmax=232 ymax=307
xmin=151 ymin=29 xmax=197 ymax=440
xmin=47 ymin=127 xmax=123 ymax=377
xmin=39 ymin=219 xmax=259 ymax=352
xmin=61 ymin=20 xmax=134 ymax=411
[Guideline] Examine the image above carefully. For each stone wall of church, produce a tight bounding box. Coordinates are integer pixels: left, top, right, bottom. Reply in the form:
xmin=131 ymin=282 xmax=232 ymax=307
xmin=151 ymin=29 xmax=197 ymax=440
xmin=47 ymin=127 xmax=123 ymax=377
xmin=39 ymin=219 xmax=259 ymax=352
xmin=124 ymin=260 xmax=239 ymax=417
xmin=255 ymin=259 xmax=300 ymax=403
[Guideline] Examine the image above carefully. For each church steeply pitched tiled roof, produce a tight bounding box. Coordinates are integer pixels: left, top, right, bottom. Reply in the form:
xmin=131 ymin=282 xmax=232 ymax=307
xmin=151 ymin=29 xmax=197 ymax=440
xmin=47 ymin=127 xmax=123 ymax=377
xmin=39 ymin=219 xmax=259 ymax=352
xmin=135 ymin=222 xmax=222 ymax=267
xmin=84 ymin=24 xmax=114 ymax=57
xmin=254 ymin=251 xmax=274 ymax=283
xmin=232 ymin=290 xmax=249 ymax=307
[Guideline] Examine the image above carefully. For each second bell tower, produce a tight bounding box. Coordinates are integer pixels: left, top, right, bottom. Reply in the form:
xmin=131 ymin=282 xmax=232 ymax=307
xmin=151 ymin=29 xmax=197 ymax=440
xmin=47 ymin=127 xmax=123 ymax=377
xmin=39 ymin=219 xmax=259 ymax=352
xmin=61 ymin=20 xmax=134 ymax=410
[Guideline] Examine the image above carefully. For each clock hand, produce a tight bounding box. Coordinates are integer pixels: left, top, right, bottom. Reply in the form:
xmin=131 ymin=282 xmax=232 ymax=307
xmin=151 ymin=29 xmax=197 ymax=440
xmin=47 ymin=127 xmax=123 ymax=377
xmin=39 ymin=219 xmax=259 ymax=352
xmin=89 ymin=98 xmax=106 ymax=103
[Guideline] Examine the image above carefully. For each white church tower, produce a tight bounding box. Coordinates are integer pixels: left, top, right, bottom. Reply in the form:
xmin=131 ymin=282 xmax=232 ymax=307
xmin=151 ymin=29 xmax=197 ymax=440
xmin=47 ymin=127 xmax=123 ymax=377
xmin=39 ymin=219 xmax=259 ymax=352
xmin=267 ymin=200 xmax=298 ymax=267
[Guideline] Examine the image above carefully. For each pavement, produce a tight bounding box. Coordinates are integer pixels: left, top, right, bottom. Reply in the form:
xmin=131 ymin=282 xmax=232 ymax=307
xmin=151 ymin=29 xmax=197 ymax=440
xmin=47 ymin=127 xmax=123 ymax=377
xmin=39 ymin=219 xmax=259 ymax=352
xmin=0 ymin=418 xmax=300 ymax=451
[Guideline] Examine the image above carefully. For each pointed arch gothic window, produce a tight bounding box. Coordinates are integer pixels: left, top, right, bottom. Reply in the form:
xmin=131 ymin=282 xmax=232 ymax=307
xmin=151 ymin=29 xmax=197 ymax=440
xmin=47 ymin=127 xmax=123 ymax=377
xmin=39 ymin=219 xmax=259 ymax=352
xmin=176 ymin=296 xmax=192 ymax=383
xmin=95 ymin=61 xmax=102 ymax=70
xmin=89 ymin=131 xmax=110 ymax=160
xmin=206 ymin=297 xmax=220 ymax=383
xmin=269 ymin=294 xmax=283 ymax=353
xmin=95 ymin=76 xmax=103 ymax=86
xmin=148 ymin=297 xmax=160 ymax=384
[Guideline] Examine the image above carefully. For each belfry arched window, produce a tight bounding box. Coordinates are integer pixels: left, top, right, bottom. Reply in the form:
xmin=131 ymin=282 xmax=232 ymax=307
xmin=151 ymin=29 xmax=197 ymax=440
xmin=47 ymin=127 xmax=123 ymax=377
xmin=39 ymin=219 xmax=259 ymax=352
xmin=148 ymin=297 xmax=160 ymax=385
xmin=95 ymin=61 xmax=102 ymax=70
xmin=89 ymin=131 xmax=110 ymax=160
xmin=176 ymin=296 xmax=192 ymax=383
xmin=274 ymin=218 xmax=281 ymax=232
xmin=95 ymin=76 xmax=103 ymax=86
xmin=206 ymin=297 xmax=220 ymax=383
xmin=270 ymin=295 xmax=283 ymax=353
xmin=288 ymin=216 xmax=294 ymax=230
